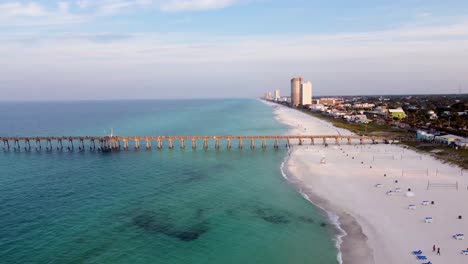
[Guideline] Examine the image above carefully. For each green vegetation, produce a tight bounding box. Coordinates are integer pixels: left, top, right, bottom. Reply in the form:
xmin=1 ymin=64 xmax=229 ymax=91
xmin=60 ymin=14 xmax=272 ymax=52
xmin=404 ymin=141 xmax=468 ymax=170
xmin=300 ymin=109 xmax=410 ymax=138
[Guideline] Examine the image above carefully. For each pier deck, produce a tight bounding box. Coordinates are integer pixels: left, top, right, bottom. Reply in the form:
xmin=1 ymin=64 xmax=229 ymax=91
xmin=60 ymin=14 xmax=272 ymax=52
xmin=0 ymin=135 xmax=399 ymax=152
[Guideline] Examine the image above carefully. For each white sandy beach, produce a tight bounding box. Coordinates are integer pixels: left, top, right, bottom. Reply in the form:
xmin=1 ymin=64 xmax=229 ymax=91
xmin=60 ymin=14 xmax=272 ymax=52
xmin=265 ymin=101 xmax=468 ymax=264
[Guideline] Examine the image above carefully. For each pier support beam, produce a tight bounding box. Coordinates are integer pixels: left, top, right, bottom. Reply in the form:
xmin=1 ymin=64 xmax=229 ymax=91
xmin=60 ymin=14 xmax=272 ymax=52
xmin=360 ymin=138 xmax=363 ymax=145
xmin=67 ymin=139 xmax=73 ymax=151
xmin=322 ymin=137 xmax=327 ymax=145
xmin=90 ymin=139 xmax=96 ymax=151
xmin=146 ymin=138 xmax=151 ymax=150
xmin=3 ymin=139 xmax=10 ymax=151
xmin=134 ymin=138 xmax=140 ymax=150
xmin=14 ymin=139 xmax=20 ymax=151
xmin=238 ymin=138 xmax=243 ymax=149
xmin=347 ymin=138 xmax=351 ymax=145
xmin=180 ymin=138 xmax=185 ymax=149
xmin=122 ymin=139 xmax=128 ymax=150
xmin=298 ymin=138 xmax=303 ymax=146
xmin=335 ymin=137 xmax=339 ymax=145
xmin=250 ymin=138 xmax=255 ymax=149
xmin=227 ymin=138 xmax=232 ymax=149
xmin=57 ymin=139 xmax=63 ymax=151
xmin=274 ymin=138 xmax=279 ymax=149
xmin=79 ymin=139 xmax=85 ymax=152
xmin=262 ymin=138 xmax=266 ymax=149
xmin=203 ymin=138 xmax=208 ymax=149
xmin=2 ymin=140 xmax=9 ymax=151
xmin=215 ymin=138 xmax=220 ymax=150
xmin=25 ymin=139 xmax=31 ymax=151
xmin=157 ymin=137 xmax=162 ymax=150
xmin=192 ymin=138 xmax=196 ymax=149
xmin=168 ymin=137 xmax=174 ymax=149
xmin=310 ymin=138 xmax=314 ymax=145
xmin=46 ymin=139 xmax=52 ymax=151
xmin=286 ymin=138 xmax=290 ymax=148
xmin=35 ymin=139 xmax=41 ymax=151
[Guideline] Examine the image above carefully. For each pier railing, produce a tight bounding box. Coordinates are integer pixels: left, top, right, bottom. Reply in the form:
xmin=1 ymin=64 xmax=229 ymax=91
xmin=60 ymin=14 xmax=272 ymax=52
xmin=0 ymin=135 xmax=394 ymax=152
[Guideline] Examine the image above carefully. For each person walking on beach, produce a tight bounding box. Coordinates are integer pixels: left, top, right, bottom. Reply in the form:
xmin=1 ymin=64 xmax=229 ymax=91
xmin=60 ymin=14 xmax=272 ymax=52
xmin=433 ymin=245 xmax=436 ymax=252
xmin=437 ymin=248 xmax=440 ymax=255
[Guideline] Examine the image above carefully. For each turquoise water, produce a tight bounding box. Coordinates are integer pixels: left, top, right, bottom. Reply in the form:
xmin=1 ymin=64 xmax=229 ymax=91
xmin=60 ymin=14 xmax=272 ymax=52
xmin=0 ymin=99 xmax=338 ymax=263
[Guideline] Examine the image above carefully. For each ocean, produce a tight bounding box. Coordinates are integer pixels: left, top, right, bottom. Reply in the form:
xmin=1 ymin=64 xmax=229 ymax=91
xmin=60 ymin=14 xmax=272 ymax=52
xmin=0 ymin=99 xmax=338 ymax=264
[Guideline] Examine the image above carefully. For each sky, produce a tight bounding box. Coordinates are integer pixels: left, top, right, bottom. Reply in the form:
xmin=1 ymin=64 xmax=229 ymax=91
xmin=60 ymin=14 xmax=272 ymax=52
xmin=1 ymin=0 xmax=468 ymax=101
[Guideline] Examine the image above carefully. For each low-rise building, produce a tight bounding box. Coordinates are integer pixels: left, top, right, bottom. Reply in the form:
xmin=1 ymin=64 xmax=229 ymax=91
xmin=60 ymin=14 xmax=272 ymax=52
xmin=309 ymin=104 xmax=326 ymax=112
xmin=427 ymin=110 xmax=438 ymax=120
xmin=434 ymin=134 xmax=464 ymax=146
xmin=455 ymin=138 xmax=468 ymax=149
xmin=417 ymin=130 xmax=435 ymax=141
xmin=388 ymin=108 xmax=407 ymax=120
xmin=353 ymin=103 xmax=375 ymax=109
xmin=350 ymin=114 xmax=370 ymax=123
xmin=316 ymin=98 xmax=341 ymax=106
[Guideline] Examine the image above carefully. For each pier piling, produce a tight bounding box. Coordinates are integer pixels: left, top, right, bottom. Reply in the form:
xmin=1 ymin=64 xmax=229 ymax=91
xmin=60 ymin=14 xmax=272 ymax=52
xmin=203 ymin=138 xmax=208 ymax=149
xmin=168 ymin=137 xmax=174 ymax=149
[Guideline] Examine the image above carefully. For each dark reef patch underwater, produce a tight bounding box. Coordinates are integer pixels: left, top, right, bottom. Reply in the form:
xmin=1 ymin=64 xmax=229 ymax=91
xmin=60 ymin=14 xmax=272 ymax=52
xmin=132 ymin=209 xmax=210 ymax=242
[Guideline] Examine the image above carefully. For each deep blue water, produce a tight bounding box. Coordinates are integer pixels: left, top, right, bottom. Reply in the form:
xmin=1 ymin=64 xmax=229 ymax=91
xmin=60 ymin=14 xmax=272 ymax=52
xmin=0 ymin=99 xmax=338 ymax=263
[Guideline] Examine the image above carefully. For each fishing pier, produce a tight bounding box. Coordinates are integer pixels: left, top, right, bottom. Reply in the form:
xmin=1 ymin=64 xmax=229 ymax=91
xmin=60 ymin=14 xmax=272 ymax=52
xmin=0 ymin=135 xmax=393 ymax=152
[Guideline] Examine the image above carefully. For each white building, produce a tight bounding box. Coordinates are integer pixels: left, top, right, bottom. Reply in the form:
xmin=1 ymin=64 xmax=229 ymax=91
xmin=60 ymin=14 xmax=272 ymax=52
xmin=300 ymin=81 xmax=312 ymax=106
xmin=353 ymin=103 xmax=375 ymax=109
xmin=274 ymin=89 xmax=281 ymax=101
xmin=309 ymin=104 xmax=326 ymax=112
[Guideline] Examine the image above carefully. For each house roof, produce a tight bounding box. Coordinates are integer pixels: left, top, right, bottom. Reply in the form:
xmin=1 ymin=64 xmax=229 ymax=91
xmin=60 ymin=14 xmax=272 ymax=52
xmin=436 ymin=134 xmax=464 ymax=140
xmin=389 ymin=108 xmax=405 ymax=113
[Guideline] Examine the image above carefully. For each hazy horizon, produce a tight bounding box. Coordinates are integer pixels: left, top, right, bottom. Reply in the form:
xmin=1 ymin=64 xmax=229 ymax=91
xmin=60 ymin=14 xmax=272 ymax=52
xmin=1 ymin=0 xmax=468 ymax=101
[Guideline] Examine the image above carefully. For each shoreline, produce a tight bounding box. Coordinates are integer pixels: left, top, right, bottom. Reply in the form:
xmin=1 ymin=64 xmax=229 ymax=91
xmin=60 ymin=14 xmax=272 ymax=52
xmin=263 ymin=100 xmax=468 ymax=264
xmin=280 ymin=147 xmax=372 ymax=264
xmin=270 ymin=99 xmax=369 ymax=264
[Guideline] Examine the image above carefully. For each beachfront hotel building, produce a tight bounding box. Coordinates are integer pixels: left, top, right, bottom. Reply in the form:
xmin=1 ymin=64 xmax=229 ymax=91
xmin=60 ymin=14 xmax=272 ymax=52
xmin=290 ymin=77 xmax=302 ymax=107
xmin=300 ymin=82 xmax=312 ymax=106
xmin=274 ymin=89 xmax=281 ymax=101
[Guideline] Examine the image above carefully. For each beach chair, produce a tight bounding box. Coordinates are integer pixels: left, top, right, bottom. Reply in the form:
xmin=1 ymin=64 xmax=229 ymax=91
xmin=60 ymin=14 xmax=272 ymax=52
xmin=412 ymin=250 xmax=422 ymax=255
xmin=424 ymin=217 xmax=433 ymax=223
xmin=416 ymin=255 xmax=427 ymax=260
xmin=408 ymin=205 xmax=416 ymax=210
xmin=421 ymin=200 xmax=430 ymax=206
xmin=375 ymin=184 xmax=383 ymax=188
xmin=454 ymin=234 xmax=465 ymax=240
xmin=461 ymin=250 xmax=468 ymax=255
xmin=395 ymin=187 xmax=402 ymax=193
xmin=386 ymin=191 xmax=393 ymax=196
xmin=422 ymin=262 xmax=432 ymax=264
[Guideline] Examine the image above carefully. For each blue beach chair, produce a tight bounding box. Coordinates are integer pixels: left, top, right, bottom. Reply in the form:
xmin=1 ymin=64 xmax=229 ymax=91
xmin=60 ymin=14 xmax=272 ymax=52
xmin=416 ymin=255 xmax=427 ymax=260
xmin=422 ymin=262 xmax=432 ymax=264
xmin=412 ymin=250 xmax=423 ymax=255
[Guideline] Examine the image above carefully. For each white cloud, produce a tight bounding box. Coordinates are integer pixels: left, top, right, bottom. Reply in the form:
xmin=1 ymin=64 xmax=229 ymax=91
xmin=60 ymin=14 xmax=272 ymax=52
xmin=58 ymin=2 xmax=70 ymax=14
xmin=1 ymin=21 xmax=468 ymax=100
xmin=0 ymin=2 xmax=46 ymax=17
xmin=76 ymin=0 xmax=90 ymax=9
xmin=96 ymin=0 xmax=153 ymax=15
xmin=160 ymin=0 xmax=239 ymax=12
xmin=0 ymin=1 xmax=86 ymax=26
xmin=0 ymin=0 xmax=239 ymax=27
